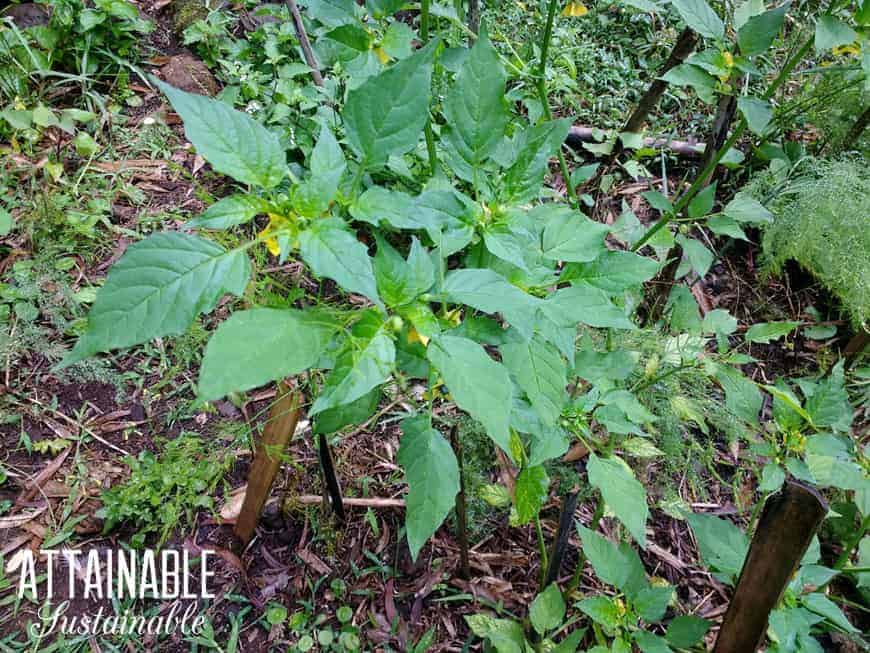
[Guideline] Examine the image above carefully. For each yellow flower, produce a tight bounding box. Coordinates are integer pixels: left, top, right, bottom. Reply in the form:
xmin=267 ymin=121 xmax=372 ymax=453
xmin=374 ymin=46 xmax=390 ymax=65
xmin=832 ymin=43 xmax=861 ymax=57
xmin=407 ymin=326 xmax=430 ymax=347
xmin=561 ymin=1 xmax=588 ymax=16
xmin=722 ymin=50 xmax=734 ymax=68
xmin=259 ymin=213 xmax=289 ymax=257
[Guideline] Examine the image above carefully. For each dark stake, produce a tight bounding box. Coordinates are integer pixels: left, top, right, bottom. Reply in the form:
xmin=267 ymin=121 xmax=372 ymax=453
xmin=285 ymin=0 xmax=324 ymax=88
xmin=712 ymin=481 xmax=828 ymax=653
xmin=544 ymin=490 xmax=579 ymax=588
xmin=235 ymin=385 xmax=302 ymax=546
xmin=318 ymin=432 xmax=346 ymax=521
xmin=698 ymin=91 xmax=739 ymax=187
xmin=449 ymin=425 xmax=471 ymax=579
xmin=641 ymin=243 xmax=683 ymax=327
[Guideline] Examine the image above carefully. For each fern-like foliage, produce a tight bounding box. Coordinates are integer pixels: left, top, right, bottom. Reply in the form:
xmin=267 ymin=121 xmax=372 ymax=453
xmin=748 ymin=156 xmax=870 ymax=330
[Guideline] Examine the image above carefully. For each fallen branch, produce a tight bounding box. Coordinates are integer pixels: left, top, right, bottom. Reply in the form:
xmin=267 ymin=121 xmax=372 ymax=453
xmin=566 ymin=126 xmax=707 ymax=158
xmin=289 ymin=494 xmax=405 ymax=508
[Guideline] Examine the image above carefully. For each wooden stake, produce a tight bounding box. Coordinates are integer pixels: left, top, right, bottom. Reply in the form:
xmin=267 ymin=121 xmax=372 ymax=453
xmin=449 ymin=425 xmax=471 ymax=579
xmin=544 ymin=490 xmax=579 ymax=588
xmin=318 ymin=432 xmax=345 ymax=521
xmin=712 ymin=481 xmax=828 ymax=653
xmin=234 ymin=385 xmax=302 ymax=546
xmin=286 ymin=0 xmax=324 ymax=88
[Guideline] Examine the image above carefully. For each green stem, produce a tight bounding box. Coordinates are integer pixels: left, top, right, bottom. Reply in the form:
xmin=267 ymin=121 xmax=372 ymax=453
xmin=631 ymin=35 xmax=814 ymax=252
xmin=535 ymin=515 xmax=549 ymax=585
xmin=420 ymin=0 xmax=439 ymax=177
xmin=836 ymin=515 xmax=869 ymax=569
xmin=536 ymin=0 xmax=578 ymax=207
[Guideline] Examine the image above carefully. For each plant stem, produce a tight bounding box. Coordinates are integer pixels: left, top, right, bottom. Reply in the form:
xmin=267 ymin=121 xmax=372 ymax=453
xmin=536 ymin=0 xmax=578 ymax=207
xmin=631 ymin=35 xmax=814 ymax=253
xmin=420 ymin=0 xmax=439 ymax=177
xmin=449 ymin=424 xmax=471 ymax=580
xmin=535 ymin=515 xmax=549 ymax=585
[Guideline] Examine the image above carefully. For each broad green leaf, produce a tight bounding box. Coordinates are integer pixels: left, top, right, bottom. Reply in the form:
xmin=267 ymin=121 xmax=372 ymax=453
xmin=661 ymin=64 xmax=717 ymax=103
xmin=738 ymin=96 xmax=773 ymax=135
xmin=0 ymin=209 xmax=13 ymax=236
xmin=299 ymin=218 xmax=380 ymax=303
xmin=293 ymin=126 xmax=346 ymax=216
xmin=711 ymin=363 xmax=762 ymax=424
xmin=503 ymin=119 xmax=572 ymax=203
xmin=398 ymin=415 xmax=460 ymax=561
xmin=514 ymin=465 xmax=549 ymax=525
xmin=745 ymin=320 xmax=799 ymax=343
xmin=634 ymin=585 xmax=674 ymax=623
xmin=564 ymin=252 xmax=660 ymax=293
xmin=578 ymin=596 xmax=622 ymax=629
xmin=343 ymin=40 xmax=438 ymax=167
xmin=302 ymin=0 xmax=357 ymax=27
xmin=802 ymin=593 xmax=858 ymax=633
xmin=529 ymin=584 xmax=566 ymax=635
xmin=687 ymin=182 xmax=716 ymax=218
xmin=814 ymin=16 xmax=858 ymax=53
xmin=198 ymin=309 xmax=337 ymax=400
xmin=541 ymin=207 xmax=610 ymax=262
xmin=381 ymin=20 xmax=414 ymax=59
xmin=442 ymin=33 xmax=510 ymax=182
xmin=187 ymin=194 xmax=269 ymax=230
xmin=804 ymin=361 xmax=852 ymax=431
xmin=634 ymin=631 xmax=672 ymax=653
xmin=443 ymin=269 xmax=540 ymax=335
xmin=311 ymin=329 xmax=395 ymax=414
xmin=759 ymin=463 xmax=786 ymax=492
xmin=587 ymin=454 xmax=649 ymax=545
xmin=734 ymin=0 xmax=765 ymax=30
xmin=373 ymin=236 xmax=434 ymax=307
xmin=427 ymin=335 xmax=513 ymax=455
xmin=670 ymin=0 xmax=724 ymax=39
xmin=666 ymin=616 xmax=711 ymax=648
xmin=416 ymin=189 xmax=477 ymax=255
xmin=707 ymin=215 xmax=748 ymax=240
xmin=543 ymin=282 xmax=636 ymax=330
xmin=686 ymin=512 xmax=748 ymax=583
xmin=577 ymin=526 xmax=647 ymax=593
xmin=350 ymin=186 xmax=421 ymax=230
xmin=464 ymin=615 xmax=525 ymax=653
xmin=62 ymin=233 xmax=251 ymax=366
xmin=722 ymin=192 xmax=773 ymax=224
xmin=314 ymin=387 xmax=380 ymax=434
xmin=738 ymin=5 xmax=787 ymax=55
xmin=676 ymin=235 xmax=714 ymax=277
xmin=154 ymin=79 xmax=285 ymax=188
xmin=500 ymin=335 xmax=566 ymax=426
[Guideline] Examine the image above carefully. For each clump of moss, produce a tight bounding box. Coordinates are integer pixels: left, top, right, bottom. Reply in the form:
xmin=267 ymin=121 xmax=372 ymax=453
xmin=749 ymin=156 xmax=870 ymax=330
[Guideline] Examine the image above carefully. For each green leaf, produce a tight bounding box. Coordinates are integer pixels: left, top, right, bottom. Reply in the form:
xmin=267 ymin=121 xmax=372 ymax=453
xmin=198 ymin=309 xmax=337 ymax=400
xmin=373 ymin=236 xmax=434 ymax=307
xmin=804 ymin=360 xmax=851 ymax=431
xmin=745 ymin=320 xmax=799 ymax=343
xmin=442 ymin=33 xmax=510 ymax=182
xmin=738 ymin=96 xmax=773 ymax=135
xmin=814 ymin=16 xmax=858 ymax=53
xmin=343 ymin=40 xmax=437 ymax=168
xmin=541 ymin=207 xmax=610 ymax=262
xmin=187 ymin=194 xmax=269 ymax=230
xmin=529 ymin=584 xmax=566 ymax=635
xmin=665 ymin=616 xmax=710 ymax=648
xmin=428 ymin=335 xmax=513 ymax=455
xmin=578 ymin=596 xmax=622 ymax=629
xmin=661 ymin=64 xmax=717 ymax=103
xmin=685 ymin=512 xmax=748 ymax=583
xmin=464 ymin=615 xmax=525 ymax=653
xmin=62 ymin=233 xmax=251 ymax=366
xmin=311 ymin=328 xmax=395 ymax=414
xmin=687 ymin=183 xmax=716 ymax=219
xmin=303 ymin=0 xmax=358 ymax=27
xmin=443 ymin=269 xmax=540 ymax=334
xmin=503 ymin=119 xmax=572 ymax=203
xmin=564 ymin=252 xmax=660 ymax=293
xmin=154 ymin=79 xmax=285 ymax=188
xmin=577 ymin=526 xmax=647 ymax=594
xmin=381 ymin=20 xmax=414 ymax=59
xmin=293 ymin=126 xmax=346 ymax=216
xmin=711 ymin=363 xmax=762 ymax=424
xmin=634 ymin=586 xmax=675 ymax=623
xmin=707 ymin=215 xmax=748 ymax=240
xmin=514 ymin=465 xmax=549 ymax=525
xmin=350 ymin=186 xmax=421 ymax=230
xmin=398 ymin=415 xmax=460 ymax=561
xmin=0 ymin=209 xmax=12 ymax=236
xmin=670 ymin=0 xmax=724 ymax=39
xmin=634 ymin=632 xmax=672 ymax=653
xmin=676 ymin=235 xmax=714 ymax=277
xmin=738 ymin=5 xmax=787 ymax=55
xmin=543 ymin=283 xmax=635 ymax=330
xmin=500 ymin=335 xmax=566 ymax=426
xmin=722 ymin=192 xmax=774 ymax=224
xmin=587 ymin=454 xmax=649 ymax=545
xmin=314 ymin=387 xmax=380 ymax=434
xmin=759 ymin=463 xmax=785 ymax=492
xmin=299 ymin=218 xmax=380 ymax=303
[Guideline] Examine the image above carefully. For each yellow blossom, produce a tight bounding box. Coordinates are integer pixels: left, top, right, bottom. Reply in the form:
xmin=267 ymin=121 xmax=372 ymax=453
xmin=259 ymin=213 xmax=289 ymax=257
xmin=407 ymin=326 xmax=430 ymax=347
xmin=374 ymin=46 xmax=390 ymax=65
xmin=561 ymin=1 xmax=588 ymax=16
xmin=832 ymin=43 xmax=861 ymax=57
xmin=722 ymin=50 xmax=734 ymax=68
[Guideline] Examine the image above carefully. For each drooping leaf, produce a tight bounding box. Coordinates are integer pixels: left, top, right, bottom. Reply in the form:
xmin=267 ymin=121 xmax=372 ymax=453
xmin=154 ymin=79 xmax=285 ymax=188
xmin=427 ymin=335 xmax=513 ymax=455
xmin=587 ymin=454 xmax=649 ymax=546
xmin=514 ymin=465 xmax=549 ymax=525
xmin=443 ymin=268 xmax=541 ymax=335
xmin=442 ymin=33 xmax=510 ymax=182
xmin=542 ymin=282 xmax=636 ymax=330
xmin=687 ymin=182 xmax=716 ymax=219
xmin=745 ymin=320 xmax=799 ymax=343
xmin=350 ymin=186 xmax=421 ymax=230
xmin=676 ymin=235 xmax=715 ymax=277
xmin=187 ymin=194 xmax=269 ymax=230
xmin=299 ymin=218 xmax=380 ymax=303
xmin=722 ymin=192 xmax=774 ymax=224
xmin=666 ymin=616 xmax=711 ymax=648
xmin=314 ymin=387 xmax=381 ymax=434
xmin=343 ymin=40 xmax=438 ymax=168
xmin=577 ymin=526 xmax=647 ymax=594
xmin=685 ymin=512 xmax=748 ymax=583
xmin=502 ymin=119 xmax=572 ymax=203
xmin=634 ymin=585 xmax=675 ymax=623
xmin=62 ymin=233 xmax=251 ymax=366
xmin=661 ymin=64 xmax=717 ymax=103
xmin=500 ymin=335 xmax=567 ymax=426
xmin=529 ymin=584 xmax=566 ymax=635
xmin=738 ymin=5 xmax=787 ymax=55
xmin=814 ymin=16 xmax=858 ymax=53
xmin=564 ymin=251 xmax=660 ymax=293
xmin=738 ymin=96 xmax=773 ymax=135
xmin=398 ymin=415 xmax=460 ymax=561
xmin=670 ymin=0 xmax=724 ymax=39
xmin=198 ymin=309 xmax=337 ymax=400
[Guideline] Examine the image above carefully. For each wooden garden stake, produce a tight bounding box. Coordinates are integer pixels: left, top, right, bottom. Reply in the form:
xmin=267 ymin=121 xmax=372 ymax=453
xmin=286 ymin=0 xmax=324 ymax=88
xmin=712 ymin=481 xmax=828 ymax=653
xmin=234 ymin=384 xmax=302 ymax=546
xmin=543 ymin=490 xmax=579 ymax=588
xmin=449 ymin=424 xmax=471 ymax=579
xmin=318 ymin=432 xmax=346 ymax=521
